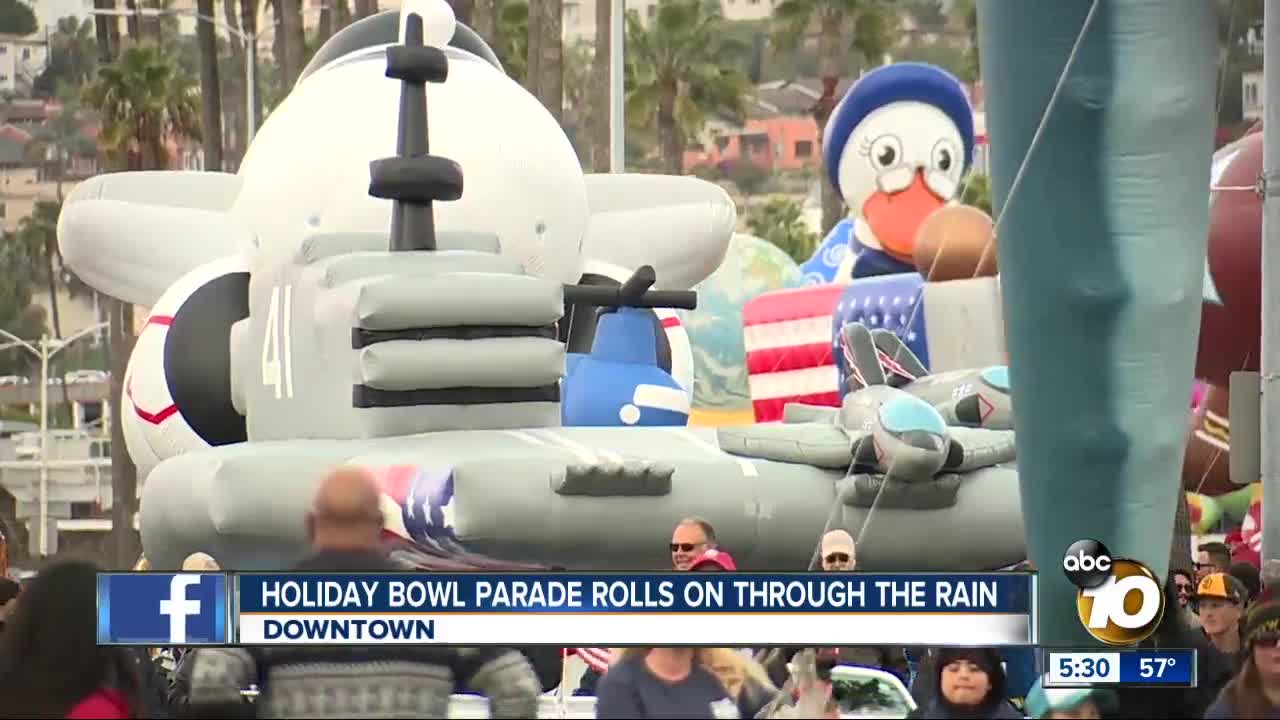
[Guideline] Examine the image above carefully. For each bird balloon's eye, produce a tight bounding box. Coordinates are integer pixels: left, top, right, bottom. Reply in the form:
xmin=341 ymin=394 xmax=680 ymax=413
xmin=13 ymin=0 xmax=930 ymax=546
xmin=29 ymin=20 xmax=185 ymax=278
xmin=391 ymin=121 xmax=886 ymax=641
xmin=868 ymin=136 xmax=902 ymax=169
xmin=932 ymin=140 xmax=957 ymax=172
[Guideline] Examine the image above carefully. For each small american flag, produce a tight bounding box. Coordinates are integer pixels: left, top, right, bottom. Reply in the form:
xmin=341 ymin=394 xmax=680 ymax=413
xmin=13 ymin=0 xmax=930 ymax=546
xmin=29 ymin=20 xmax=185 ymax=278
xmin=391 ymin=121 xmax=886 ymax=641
xmin=567 ymin=647 xmax=615 ymax=673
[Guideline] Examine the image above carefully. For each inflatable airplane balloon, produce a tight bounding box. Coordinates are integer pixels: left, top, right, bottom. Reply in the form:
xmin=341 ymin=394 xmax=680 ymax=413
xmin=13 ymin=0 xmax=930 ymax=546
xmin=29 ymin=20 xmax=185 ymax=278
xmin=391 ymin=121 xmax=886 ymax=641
xmin=60 ymin=0 xmax=722 ymax=476
xmin=61 ymin=9 xmax=1028 ymax=573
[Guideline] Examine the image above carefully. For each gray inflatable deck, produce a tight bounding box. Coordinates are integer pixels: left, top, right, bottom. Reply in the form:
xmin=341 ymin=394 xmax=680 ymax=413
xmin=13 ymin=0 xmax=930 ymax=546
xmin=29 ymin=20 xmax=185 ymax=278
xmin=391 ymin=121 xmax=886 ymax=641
xmin=140 ymin=425 xmax=1024 ymax=572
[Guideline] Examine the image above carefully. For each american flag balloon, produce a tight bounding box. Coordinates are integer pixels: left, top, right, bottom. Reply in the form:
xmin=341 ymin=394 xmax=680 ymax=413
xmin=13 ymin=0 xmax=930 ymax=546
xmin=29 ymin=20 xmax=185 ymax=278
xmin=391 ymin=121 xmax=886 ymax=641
xmin=742 ymin=285 xmax=847 ymax=422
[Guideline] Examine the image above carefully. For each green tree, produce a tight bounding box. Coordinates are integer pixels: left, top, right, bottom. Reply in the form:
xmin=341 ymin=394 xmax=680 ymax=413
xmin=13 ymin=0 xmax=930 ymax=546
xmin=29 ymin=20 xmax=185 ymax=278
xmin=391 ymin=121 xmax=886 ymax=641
xmin=728 ymin=161 xmax=770 ymax=196
xmin=904 ymin=0 xmax=947 ymax=29
xmin=495 ymin=0 xmax=529 ymax=84
xmin=0 ymin=0 xmax=38 ymax=36
xmin=771 ymin=0 xmax=895 ymax=235
xmin=15 ymin=200 xmax=77 ymax=418
xmin=962 ymin=173 xmax=992 ymax=215
xmin=952 ymin=0 xmax=978 ymax=80
xmin=0 ymin=230 xmax=48 ymax=377
xmin=562 ymin=41 xmax=594 ymax=164
xmin=747 ymin=197 xmax=819 ymax=263
xmin=625 ymin=0 xmax=751 ymax=174
xmin=894 ymin=41 xmax=971 ymax=82
xmin=34 ymin=17 xmax=98 ymax=97
xmin=29 ymin=91 xmax=96 ymax=202
xmin=82 ymin=44 xmax=202 ymax=171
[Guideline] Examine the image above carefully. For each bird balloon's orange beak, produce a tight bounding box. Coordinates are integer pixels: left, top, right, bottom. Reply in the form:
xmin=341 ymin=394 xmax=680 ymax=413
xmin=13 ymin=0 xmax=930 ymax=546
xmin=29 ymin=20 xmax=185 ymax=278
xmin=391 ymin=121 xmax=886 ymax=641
xmin=861 ymin=169 xmax=946 ymax=263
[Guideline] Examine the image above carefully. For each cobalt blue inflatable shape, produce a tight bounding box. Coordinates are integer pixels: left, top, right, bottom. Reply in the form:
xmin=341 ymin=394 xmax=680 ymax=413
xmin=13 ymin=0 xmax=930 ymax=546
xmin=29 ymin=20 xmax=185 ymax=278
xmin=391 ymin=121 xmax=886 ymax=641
xmin=563 ymin=307 xmax=690 ymax=427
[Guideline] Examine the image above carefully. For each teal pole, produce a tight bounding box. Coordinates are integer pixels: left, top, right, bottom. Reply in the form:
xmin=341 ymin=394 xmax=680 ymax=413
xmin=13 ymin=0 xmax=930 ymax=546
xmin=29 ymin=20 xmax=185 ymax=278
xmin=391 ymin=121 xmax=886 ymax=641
xmin=978 ymin=0 xmax=1215 ymax=645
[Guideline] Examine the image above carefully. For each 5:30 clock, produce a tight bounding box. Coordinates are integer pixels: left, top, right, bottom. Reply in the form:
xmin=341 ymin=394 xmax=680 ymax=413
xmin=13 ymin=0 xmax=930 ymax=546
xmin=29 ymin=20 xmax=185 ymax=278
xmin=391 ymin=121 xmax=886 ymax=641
xmin=1046 ymin=652 xmax=1122 ymax=685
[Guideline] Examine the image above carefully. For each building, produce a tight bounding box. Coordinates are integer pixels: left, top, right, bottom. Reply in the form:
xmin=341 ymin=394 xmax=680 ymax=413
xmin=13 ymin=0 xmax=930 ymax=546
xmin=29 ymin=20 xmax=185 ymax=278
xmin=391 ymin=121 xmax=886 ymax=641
xmin=0 ymin=34 xmax=49 ymax=96
xmin=684 ymin=76 xmax=990 ymax=176
xmin=1243 ymin=69 xmax=1263 ymax=123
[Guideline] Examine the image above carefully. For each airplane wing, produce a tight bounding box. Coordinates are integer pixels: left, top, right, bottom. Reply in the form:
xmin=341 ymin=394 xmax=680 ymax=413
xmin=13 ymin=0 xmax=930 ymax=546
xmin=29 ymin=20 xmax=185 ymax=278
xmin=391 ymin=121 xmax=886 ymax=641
xmin=583 ymin=173 xmax=734 ymax=291
xmin=716 ymin=422 xmax=855 ymax=469
xmin=59 ymin=172 xmax=250 ymax=307
xmin=942 ymin=427 xmax=1017 ymax=471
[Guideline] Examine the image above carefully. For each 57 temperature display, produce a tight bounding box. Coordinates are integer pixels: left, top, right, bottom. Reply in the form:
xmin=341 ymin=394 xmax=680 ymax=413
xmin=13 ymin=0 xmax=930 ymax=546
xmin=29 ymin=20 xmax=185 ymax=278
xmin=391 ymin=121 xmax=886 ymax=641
xmin=1044 ymin=649 xmax=1196 ymax=687
xmin=1138 ymin=657 xmax=1178 ymax=679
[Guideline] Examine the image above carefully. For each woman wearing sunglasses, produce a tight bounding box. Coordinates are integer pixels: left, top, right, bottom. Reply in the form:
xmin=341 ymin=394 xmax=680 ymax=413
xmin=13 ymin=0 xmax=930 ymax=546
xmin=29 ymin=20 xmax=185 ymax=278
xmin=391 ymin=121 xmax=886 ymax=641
xmin=1205 ymin=585 xmax=1280 ymax=718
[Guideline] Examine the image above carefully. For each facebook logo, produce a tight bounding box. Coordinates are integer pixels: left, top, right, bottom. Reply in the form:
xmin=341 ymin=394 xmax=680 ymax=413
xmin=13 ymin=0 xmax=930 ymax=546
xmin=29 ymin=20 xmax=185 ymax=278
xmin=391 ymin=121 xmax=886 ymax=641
xmin=97 ymin=573 xmax=228 ymax=645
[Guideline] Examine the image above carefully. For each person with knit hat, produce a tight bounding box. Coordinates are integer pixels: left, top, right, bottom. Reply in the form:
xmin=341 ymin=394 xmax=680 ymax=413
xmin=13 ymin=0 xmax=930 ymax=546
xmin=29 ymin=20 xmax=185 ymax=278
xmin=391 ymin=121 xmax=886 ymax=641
xmin=1205 ymin=583 xmax=1280 ymax=718
xmin=1195 ymin=572 xmax=1249 ymax=670
xmin=905 ymin=647 xmax=1021 ymax=719
xmin=1024 ymin=674 xmax=1116 ymax=719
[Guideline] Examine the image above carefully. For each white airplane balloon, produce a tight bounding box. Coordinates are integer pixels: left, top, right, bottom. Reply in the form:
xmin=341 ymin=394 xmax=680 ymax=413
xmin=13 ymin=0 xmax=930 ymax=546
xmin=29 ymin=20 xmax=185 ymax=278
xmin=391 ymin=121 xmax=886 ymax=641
xmin=59 ymin=0 xmax=735 ymax=476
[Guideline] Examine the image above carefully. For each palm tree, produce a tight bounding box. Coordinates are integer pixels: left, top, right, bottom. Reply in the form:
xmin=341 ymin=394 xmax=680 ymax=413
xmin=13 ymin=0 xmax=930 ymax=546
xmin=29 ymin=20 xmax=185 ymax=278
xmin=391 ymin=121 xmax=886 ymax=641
xmin=771 ymin=0 xmax=894 ymax=234
xmin=354 ymin=0 xmax=378 ymax=19
xmin=196 ymin=0 xmax=223 ymax=170
xmin=92 ymin=0 xmax=121 ymax=63
xmin=83 ymin=44 xmax=202 ymax=170
xmin=82 ymin=44 xmax=200 ymax=569
xmin=526 ymin=0 xmax=563 ymax=123
xmin=562 ymin=41 xmax=593 ymax=162
xmin=495 ymin=0 xmax=529 ymax=83
xmin=472 ymin=0 xmax=498 ymax=51
xmin=240 ymin=0 xmax=263 ymax=129
xmin=15 ymin=201 xmax=76 ymax=421
xmin=222 ymin=0 xmax=247 ymax=167
xmin=625 ymin=0 xmax=751 ymax=174
xmin=275 ymin=0 xmax=306 ymax=89
xmin=589 ymin=0 xmax=610 ymax=171
xmin=46 ymin=17 xmax=98 ymax=89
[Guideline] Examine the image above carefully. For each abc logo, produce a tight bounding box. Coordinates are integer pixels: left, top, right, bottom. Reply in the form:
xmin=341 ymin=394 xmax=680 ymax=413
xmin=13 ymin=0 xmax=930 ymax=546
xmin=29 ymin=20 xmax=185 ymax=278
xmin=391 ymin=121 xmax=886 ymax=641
xmin=1062 ymin=539 xmax=1165 ymax=645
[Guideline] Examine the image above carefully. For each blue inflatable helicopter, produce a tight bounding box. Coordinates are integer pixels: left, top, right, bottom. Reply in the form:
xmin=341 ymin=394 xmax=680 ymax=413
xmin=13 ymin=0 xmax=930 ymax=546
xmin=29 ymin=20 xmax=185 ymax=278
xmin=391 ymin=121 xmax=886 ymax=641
xmin=562 ymin=265 xmax=696 ymax=427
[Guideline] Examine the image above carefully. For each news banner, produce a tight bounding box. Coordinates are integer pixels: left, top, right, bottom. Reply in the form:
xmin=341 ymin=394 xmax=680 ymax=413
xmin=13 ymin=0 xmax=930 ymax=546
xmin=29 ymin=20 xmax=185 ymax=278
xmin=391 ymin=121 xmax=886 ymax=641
xmin=94 ymin=570 xmax=1196 ymax=687
xmin=99 ymin=572 xmax=1032 ymax=646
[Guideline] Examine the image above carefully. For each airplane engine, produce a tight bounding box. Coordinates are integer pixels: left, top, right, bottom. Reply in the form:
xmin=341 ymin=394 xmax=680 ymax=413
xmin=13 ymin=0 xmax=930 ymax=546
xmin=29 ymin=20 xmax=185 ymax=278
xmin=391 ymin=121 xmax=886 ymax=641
xmin=122 ymin=256 xmax=250 ymax=477
xmin=566 ymin=260 xmax=694 ymax=399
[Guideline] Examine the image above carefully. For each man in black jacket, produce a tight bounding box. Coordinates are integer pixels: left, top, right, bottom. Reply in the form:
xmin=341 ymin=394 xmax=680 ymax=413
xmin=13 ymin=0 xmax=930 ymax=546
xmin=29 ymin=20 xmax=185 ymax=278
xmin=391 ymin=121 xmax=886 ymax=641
xmin=186 ymin=466 xmax=542 ymax=719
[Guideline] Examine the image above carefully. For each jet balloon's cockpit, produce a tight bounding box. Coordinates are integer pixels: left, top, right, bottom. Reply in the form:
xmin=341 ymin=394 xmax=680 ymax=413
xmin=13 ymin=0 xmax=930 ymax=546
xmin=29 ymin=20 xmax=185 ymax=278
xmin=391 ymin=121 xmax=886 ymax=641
xmin=877 ymin=396 xmax=947 ymax=451
xmin=979 ymin=366 xmax=1010 ymax=393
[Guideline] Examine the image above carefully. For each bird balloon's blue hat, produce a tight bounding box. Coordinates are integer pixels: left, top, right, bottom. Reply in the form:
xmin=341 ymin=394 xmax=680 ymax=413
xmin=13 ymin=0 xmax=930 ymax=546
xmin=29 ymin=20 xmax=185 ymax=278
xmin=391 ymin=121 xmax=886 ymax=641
xmin=823 ymin=62 xmax=976 ymax=199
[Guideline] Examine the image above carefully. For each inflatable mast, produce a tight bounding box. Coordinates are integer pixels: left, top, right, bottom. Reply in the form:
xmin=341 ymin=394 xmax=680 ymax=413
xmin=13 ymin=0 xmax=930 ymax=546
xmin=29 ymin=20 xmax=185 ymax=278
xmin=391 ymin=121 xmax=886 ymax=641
xmin=369 ymin=11 xmax=456 ymax=251
xmin=979 ymin=0 xmax=1216 ymax=645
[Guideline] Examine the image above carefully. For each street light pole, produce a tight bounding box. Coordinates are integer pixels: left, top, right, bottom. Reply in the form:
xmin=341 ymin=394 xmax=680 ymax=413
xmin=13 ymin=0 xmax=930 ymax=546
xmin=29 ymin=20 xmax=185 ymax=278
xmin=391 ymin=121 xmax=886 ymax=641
xmin=609 ymin=0 xmax=624 ymax=172
xmin=37 ymin=334 xmax=48 ymax=556
xmin=246 ymin=40 xmax=256 ymax=141
xmin=0 ymin=322 xmax=110 ymax=556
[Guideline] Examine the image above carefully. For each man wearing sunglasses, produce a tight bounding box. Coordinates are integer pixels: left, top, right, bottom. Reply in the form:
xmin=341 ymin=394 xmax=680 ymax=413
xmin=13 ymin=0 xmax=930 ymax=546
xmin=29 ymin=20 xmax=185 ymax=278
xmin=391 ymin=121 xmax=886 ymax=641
xmin=1197 ymin=541 xmax=1233 ymax=582
xmin=670 ymin=517 xmax=717 ymax=571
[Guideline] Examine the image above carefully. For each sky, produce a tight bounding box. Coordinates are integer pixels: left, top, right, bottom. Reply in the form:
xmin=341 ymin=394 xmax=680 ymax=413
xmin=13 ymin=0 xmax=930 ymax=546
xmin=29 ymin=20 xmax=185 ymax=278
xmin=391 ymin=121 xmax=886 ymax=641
xmin=29 ymin=0 xmax=89 ymax=34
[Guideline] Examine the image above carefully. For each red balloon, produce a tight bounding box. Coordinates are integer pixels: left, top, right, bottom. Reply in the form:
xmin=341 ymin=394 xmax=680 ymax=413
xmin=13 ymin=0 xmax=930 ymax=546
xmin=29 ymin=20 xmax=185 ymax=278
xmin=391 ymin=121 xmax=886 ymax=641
xmin=1198 ymin=133 xmax=1262 ymax=387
